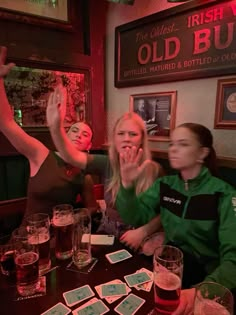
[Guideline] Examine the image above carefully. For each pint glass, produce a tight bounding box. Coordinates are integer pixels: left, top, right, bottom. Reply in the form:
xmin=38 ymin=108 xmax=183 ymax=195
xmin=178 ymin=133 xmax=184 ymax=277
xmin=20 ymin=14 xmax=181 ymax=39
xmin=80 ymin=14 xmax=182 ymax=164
xmin=14 ymin=227 xmax=39 ymax=296
xmin=73 ymin=208 xmax=92 ymax=269
xmin=153 ymin=245 xmax=183 ymax=315
xmin=52 ymin=204 xmax=74 ymax=260
xmin=27 ymin=213 xmax=51 ymax=274
xmin=194 ymin=282 xmax=234 ymax=315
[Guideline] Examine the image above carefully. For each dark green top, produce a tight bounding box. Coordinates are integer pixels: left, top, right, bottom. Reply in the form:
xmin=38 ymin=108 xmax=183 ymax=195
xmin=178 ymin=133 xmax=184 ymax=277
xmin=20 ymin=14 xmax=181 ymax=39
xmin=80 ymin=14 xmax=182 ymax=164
xmin=26 ymin=151 xmax=87 ymax=217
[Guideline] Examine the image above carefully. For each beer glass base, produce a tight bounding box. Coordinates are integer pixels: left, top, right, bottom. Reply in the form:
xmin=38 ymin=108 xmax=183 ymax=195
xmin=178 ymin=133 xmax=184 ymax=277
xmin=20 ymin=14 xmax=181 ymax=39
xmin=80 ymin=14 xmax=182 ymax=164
xmin=56 ymin=251 xmax=73 ymax=260
xmin=73 ymin=251 xmax=92 ymax=269
xmin=17 ymin=280 xmax=40 ymax=297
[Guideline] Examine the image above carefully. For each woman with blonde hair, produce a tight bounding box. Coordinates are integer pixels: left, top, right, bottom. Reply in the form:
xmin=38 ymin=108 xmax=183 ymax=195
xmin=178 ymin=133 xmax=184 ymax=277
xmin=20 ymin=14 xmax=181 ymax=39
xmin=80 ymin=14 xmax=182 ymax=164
xmin=47 ymin=86 xmax=164 ymax=249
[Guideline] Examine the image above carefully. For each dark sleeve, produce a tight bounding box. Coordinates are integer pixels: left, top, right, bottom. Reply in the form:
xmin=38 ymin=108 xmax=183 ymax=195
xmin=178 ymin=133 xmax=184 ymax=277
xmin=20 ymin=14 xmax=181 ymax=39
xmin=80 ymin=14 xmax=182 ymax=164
xmin=80 ymin=174 xmax=99 ymax=215
xmin=85 ymin=154 xmax=109 ymax=177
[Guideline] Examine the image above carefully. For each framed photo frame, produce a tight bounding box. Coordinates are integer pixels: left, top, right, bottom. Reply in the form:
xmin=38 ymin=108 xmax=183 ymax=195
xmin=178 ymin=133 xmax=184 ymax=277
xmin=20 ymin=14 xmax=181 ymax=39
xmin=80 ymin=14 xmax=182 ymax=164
xmin=5 ymin=63 xmax=91 ymax=131
xmin=130 ymin=91 xmax=177 ymax=141
xmin=214 ymin=78 xmax=236 ymax=130
xmin=0 ymin=0 xmax=75 ymax=31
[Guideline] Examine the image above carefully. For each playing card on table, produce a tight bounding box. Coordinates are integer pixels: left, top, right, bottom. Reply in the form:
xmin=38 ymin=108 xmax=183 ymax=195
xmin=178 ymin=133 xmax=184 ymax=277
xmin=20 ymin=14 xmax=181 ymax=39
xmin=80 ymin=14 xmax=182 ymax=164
xmin=72 ymin=298 xmax=109 ymax=315
xmin=124 ymin=271 xmax=152 ymax=287
xmin=134 ymin=268 xmax=153 ymax=292
xmin=40 ymin=302 xmax=71 ymax=315
xmin=101 ymin=283 xmax=127 ymax=297
xmin=95 ymin=279 xmax=131 ymax=304
xmin=114 ymin=293 xmax=145 ymax=315
xmin=63 ymin=284 xmax=95 ymax=307
xmin=105 ymin=249 xmax=132 ymax=264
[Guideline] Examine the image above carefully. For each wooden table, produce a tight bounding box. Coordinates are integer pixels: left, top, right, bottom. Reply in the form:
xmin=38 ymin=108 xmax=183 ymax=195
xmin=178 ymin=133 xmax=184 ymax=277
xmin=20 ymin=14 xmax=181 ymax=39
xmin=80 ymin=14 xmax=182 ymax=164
xmin=0 ymin=241 xmax=155 ymax=315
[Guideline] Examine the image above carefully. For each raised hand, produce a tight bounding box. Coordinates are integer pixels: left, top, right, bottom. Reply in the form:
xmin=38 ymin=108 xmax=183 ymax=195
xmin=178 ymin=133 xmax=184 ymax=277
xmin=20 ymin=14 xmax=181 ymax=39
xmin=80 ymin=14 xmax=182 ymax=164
xmin=0 ymin=46 xmax=15 ymax=77
xmin=46 ymin=84 xmax=67 ymax=128
xmin=119 ymin=146 xmax=150 ymax=188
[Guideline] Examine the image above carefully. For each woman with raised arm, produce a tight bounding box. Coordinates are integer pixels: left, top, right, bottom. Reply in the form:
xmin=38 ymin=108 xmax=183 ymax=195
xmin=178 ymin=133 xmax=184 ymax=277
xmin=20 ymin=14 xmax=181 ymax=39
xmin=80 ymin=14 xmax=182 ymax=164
xmin=47 ymin=84 xmax=164 ymax=250
xmin=116 ymin=122 xmax=236 ymax=314
xmin=0 ymin=46 xmax=98 ymax=225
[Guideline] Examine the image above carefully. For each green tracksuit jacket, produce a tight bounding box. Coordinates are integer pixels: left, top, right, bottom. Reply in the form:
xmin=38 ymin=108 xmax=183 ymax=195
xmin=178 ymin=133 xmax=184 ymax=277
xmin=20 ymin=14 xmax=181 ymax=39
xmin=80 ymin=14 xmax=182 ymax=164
xmin=116 ymin=167 xmax=236 ymax=290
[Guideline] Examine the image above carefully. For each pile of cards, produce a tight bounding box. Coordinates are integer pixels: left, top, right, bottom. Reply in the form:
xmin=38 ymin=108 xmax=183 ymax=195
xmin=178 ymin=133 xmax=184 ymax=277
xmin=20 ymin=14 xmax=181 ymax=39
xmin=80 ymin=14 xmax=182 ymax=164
xmin=95 ymin=279 xmax=131 ymax=304
xmin=124 ymin=269 xmax=153 ymax=291
xmin=133 ymin=268 xmax=153 ymax=292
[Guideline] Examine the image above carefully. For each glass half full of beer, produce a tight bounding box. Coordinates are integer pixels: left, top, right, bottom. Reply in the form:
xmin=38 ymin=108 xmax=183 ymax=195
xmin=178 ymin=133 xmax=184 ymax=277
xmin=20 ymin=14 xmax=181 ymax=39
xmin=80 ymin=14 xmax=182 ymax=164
xmin=153 ymin=245 xmax=183 ymax=315
xmin=52 ymin=204 xmax=74 ymax=260
xmin=14 ymin=231 xmax=39 ymax=297
xmin=26 ymin=213 xmax=51 ymax=274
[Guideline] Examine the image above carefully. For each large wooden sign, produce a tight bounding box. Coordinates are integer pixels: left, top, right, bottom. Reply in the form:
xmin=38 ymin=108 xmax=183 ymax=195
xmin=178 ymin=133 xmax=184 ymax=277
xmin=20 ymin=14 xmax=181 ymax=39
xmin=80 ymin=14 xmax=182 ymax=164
xmin=115 ymin=0 xmax=236 ymax=87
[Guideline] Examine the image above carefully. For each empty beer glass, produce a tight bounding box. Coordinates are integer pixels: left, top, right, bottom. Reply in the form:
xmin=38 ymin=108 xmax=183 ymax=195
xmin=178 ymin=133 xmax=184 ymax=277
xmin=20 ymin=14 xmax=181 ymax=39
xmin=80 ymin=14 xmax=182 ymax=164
xmin=27 ymin=213 xmax=51 ymax=274
xmin=14 ymin=227 xmax=39 ymax=296
xmin=73 ymin=208 xmax=92 ymax=269
xmin=194 ymin=282 xmax=234 ymax=315
xmin=52 ymin=204 xmax=74 ymax=260
xmin=153 ymin=245 xmax=183 ymax=315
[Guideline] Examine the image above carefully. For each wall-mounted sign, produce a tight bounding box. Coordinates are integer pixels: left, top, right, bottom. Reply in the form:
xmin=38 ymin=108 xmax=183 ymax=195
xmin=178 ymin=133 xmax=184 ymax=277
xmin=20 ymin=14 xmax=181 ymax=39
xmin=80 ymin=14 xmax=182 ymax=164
xmin=115 ymin=0 xmax=236 ymax=87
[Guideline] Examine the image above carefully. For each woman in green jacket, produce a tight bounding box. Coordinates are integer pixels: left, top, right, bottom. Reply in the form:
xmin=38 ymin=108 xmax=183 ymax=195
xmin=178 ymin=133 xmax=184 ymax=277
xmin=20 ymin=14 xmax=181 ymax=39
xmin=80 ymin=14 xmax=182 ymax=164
xmin=116 ymin=123 xmax=236 ymax=315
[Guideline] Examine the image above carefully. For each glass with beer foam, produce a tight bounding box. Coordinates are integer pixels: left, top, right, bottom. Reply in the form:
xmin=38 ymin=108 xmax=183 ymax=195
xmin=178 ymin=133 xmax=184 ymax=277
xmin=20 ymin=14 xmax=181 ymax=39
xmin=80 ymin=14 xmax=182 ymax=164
xmin=194 ymin=282 xmax=234 ymax=315
xmin=73 ymin=208 xmax=92 ymax=269
xmin=52 ymin=204 xmax=74 ymax=260
xmin=153 ymin=245 xmax=183 ymax=315
xmin=14 ymin=227 xmax=39 ymax=296
xmin=27 ymin=213 xmax=51 ymax=274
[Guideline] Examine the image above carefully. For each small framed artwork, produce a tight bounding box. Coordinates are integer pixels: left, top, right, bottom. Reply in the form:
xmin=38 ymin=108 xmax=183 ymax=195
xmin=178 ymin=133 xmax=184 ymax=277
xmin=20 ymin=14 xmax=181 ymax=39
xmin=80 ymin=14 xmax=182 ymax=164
xmin=214 ymin=78 xmax=236 ymax=129
xmin=0 ymin=0 xmax=75 ymax=31
xmin=5 ymin=63 xmax=91 ymax=131
xmin=130 ymin=91 xmax=177 ymax=141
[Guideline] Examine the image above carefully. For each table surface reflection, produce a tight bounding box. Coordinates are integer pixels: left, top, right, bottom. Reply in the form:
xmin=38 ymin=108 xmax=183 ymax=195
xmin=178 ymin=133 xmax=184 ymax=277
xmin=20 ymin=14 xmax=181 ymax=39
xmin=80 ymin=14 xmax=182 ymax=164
xmin=0 ymin=241 xmax=155 ymax=315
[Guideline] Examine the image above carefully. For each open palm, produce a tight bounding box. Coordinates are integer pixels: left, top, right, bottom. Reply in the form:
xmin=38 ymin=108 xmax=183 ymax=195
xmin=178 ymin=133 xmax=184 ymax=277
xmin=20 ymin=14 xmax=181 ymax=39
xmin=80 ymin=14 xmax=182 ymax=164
xmin=46 ymin=85 xmax=67 ymax=128
xmin=119 ymin=147 xmax=150 ymax=188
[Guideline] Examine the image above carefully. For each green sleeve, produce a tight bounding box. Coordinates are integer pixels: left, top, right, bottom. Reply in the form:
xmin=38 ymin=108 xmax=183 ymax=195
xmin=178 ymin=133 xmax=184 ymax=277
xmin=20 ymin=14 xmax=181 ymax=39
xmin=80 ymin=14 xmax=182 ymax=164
xmin=205 ymin=189 xmax=236 ymax=290
xmin=115 ymin=179 xmax=161 ymax=227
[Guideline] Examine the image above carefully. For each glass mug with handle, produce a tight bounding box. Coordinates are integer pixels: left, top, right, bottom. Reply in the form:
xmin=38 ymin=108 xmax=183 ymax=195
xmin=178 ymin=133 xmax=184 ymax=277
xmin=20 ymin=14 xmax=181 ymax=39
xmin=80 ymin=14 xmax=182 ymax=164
xmin=26 ymin=213 xmax=51 ymax=274
xmin=0 ymin=242 xmax=17 ymax=277
xmin=194 ymin=282 xmax=234 ymax=315
xmin=52 ymin=204 xmax=74 ymax=260
xmin=153 ymin=245 xmax=183 ymax=315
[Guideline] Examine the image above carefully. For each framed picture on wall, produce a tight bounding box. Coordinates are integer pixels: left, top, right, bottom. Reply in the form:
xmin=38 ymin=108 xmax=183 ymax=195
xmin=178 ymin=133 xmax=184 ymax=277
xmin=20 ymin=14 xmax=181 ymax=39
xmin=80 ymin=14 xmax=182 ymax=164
xmin=214 ymin=78 xmax=236 ymax=129
xmin=0 ymin=0 xmax=75 ymax=31
xmin=4 ymin=64 xmax=91 ymax=131
xmin=129 ymin=91 xmax=177 ymax=141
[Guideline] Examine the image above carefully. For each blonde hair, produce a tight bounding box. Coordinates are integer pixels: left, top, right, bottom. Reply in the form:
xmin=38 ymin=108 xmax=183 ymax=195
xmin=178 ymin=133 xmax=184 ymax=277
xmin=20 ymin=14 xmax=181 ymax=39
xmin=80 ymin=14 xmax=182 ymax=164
xmin=106 ymin=112 xmax=162 ymax=204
